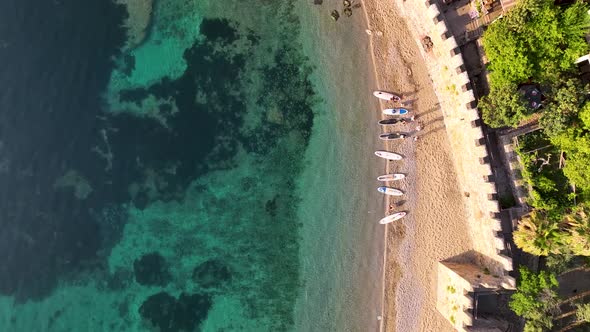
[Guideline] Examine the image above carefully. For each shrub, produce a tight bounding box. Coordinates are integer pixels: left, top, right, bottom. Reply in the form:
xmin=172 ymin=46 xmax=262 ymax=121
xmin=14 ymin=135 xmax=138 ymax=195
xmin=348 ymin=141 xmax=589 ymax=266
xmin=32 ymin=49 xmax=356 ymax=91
xmin=510 ymin=267 xmax=560 ymax=330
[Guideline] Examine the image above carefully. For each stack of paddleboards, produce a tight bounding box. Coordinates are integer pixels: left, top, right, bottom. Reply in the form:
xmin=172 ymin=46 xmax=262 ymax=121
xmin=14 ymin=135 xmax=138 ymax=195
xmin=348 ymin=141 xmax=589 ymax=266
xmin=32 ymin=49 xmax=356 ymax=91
xmin=373 ymin=90 xmax=409 ymax=224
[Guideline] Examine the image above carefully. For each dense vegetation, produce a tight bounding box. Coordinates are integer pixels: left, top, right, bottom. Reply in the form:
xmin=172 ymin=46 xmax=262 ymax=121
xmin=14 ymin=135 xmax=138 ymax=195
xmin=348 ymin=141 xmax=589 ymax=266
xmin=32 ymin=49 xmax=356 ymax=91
xmin=480 ymin=0 xmax=590 ymax=215
xmin=479 ymin=0 xmax=590 ymax=128
xmin=510 ymin=267 xmax=559 ymax=331
xmin=550 ymin=100 xmax=590 ymax=192
xmin=514 ymin=205 xmax=590 ymax=256
xmin=483 ymin=0 xmax=589 ymax=85
xmin=479 ymin=0 xmax=590 ymax=330
xmin=479 ymin=0 xmax=590 ymax=215
xmin=514 ymin=131 xmax=572 ymax=212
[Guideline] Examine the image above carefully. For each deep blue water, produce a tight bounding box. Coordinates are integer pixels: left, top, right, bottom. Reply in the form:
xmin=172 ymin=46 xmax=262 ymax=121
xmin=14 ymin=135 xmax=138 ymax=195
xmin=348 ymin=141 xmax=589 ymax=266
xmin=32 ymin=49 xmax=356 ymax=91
xmin=0 ymin=0 xmax=127 ymax=301
xmin=0 ymin=1 xmax=317 ymax=330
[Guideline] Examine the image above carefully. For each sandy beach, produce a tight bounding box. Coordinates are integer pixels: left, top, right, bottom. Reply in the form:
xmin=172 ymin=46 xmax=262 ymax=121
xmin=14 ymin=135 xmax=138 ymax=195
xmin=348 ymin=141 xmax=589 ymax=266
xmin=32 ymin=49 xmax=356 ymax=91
xmin=360 ymin=1 xmax=475 ymax=331
xmin=301 ymin=0 xmax=494 ymax=332
xmin=294 ymin=0 xmax=480 ymax=330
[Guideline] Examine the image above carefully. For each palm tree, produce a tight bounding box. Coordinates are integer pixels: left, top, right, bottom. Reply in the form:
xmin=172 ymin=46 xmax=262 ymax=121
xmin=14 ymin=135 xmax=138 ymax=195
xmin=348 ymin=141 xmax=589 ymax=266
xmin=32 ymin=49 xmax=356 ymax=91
xmin=513 ymin=210 xmax=566 ymax=256
xmin=564 ymin=206 xmax=590 ymax=256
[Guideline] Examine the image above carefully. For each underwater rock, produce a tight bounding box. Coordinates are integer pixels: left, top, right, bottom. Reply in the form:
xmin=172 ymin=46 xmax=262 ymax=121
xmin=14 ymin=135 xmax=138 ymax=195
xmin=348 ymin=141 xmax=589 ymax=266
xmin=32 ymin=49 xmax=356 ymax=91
xmin=133 ymin=252 xmax=170 ymax=286
xmin=199 ymin=18 xmax=238 ymax=44
xmin=139 ymin=292 xmax=176 ymax=330
xmin=122 ymin=54 xmax=135 ymax=76
xmin=139 ymin=291 xmax=212 ymax=332
xmin=422 ymin=36 xmax=434 ymax=52
xmin=132 ymin=190 xmax=149 ymax=210
xmin=192 ymin=259 xmax=232 ymax=290
xmin=265 ymin=197 xmax=278 ymax=217
xmin=331 ymin=10 xmax=340 ymax=21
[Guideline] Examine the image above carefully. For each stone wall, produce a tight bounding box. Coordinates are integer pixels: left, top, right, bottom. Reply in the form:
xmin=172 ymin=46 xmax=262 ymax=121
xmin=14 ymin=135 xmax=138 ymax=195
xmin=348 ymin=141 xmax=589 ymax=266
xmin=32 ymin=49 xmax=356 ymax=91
xmin=392 ymin=0 xmax=516 ymax=289
xmin=437 ymin=262 xmax=478 ymax=331
xmin=499 ymin=136 xmax=530 ymax=207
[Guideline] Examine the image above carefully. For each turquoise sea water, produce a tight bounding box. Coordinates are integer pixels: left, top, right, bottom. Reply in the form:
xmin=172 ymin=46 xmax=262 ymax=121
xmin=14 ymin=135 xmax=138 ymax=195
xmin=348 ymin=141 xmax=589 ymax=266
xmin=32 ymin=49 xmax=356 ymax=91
xmin=0 ymin=0 xmax=383 ymax=330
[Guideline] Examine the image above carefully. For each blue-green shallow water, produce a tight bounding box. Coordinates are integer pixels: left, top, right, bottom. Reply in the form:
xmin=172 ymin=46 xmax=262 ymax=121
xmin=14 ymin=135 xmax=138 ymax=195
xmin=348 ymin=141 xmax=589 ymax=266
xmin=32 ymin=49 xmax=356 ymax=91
xmin=0 ymin=0 xmax=358 ymax=331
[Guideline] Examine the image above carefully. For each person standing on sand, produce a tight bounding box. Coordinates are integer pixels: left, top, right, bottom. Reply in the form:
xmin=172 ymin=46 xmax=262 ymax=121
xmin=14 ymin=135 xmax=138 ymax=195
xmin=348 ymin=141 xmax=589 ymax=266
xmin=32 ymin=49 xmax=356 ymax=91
xmin=412 ymin=124 xmax=422 ymax=141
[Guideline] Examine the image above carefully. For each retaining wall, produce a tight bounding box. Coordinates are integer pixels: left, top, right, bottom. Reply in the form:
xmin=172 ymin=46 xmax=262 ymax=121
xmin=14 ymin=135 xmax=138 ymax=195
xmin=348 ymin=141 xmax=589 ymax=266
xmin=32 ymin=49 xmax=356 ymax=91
xmin=499 ymin=136 xmax=530 ymax=207
xmin=392 ymin=0 xmax=516 ymax=290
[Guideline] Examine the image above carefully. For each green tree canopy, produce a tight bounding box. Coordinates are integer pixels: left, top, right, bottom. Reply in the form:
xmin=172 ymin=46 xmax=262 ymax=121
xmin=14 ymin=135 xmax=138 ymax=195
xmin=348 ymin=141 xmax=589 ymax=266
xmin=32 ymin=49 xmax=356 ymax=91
xmin=550 ymin=100 xmax=590 ymax=191
xmin=540 ymin=78 xmax=588 ymax=136
xmin=479 ymin=83 xmax=531 ymax=127
xmin=580 ymin=101 xmax=590 ymax=130
xmin=564 ymin=205 xmax=590 ymax=255
xmin=481 ymin=0 xmax=589 ymax=128
xmin=577 ymin=303 xmax=590 ymax=323
xmin=514 ymin=210 xmax=567 ymax=255
xmin=510 ymin=267 xmax=560 ymax=331
xmin=483 ymin=0 xmax=590 ymax=86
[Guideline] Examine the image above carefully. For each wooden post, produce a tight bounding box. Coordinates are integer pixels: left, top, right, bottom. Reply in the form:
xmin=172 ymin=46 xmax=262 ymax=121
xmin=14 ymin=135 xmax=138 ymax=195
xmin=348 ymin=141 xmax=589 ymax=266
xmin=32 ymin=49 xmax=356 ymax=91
xmin=559 ymin=150 xmax=565 ymax=169
xmin=573 ymin=183 xmax=576 ymax=206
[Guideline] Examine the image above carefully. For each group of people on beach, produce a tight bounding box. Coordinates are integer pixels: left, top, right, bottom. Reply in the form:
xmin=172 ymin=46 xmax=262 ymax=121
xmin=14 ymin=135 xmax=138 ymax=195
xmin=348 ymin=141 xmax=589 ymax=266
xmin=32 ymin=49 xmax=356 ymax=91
xmin=372 ymin=90 xmax=422 ymax=224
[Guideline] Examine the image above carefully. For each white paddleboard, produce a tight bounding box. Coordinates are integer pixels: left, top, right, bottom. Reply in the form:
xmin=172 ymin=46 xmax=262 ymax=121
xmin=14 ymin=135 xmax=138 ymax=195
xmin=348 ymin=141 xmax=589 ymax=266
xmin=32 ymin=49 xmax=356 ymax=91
xmin=379 ymin=211 xmax=407 ymax=224
xmin=383 ymin=108 xmax=409 ymax=116
xmin=377 ymin=186 xmax=404 ymax=196
xmin=377 ymin=174 xmax=406 ymax=182
xmin=373 ymin=90 xmax=401 ymax=101
xmin=374 ymin=150 xmax=403 ymax=160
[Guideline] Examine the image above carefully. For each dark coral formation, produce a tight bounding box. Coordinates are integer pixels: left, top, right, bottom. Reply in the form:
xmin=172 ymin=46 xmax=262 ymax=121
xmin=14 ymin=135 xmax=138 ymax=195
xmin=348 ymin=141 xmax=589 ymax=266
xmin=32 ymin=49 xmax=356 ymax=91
xmin=107 ymin=20 xmax=248 ymax=205
xmin=192 ymin=259 xmax=232 ymax=290
xmin=139 ymin=291 xmax=212 ymax=332
xmin=199 ymin=18 xmax=238 ymax=44
xmin=265 ymin=197 xmax=278 ymax=217
xmin=132 ymin=190 xmax=149 ymax=210
xmin=133 ymin=252 xmax=170 ymax=286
